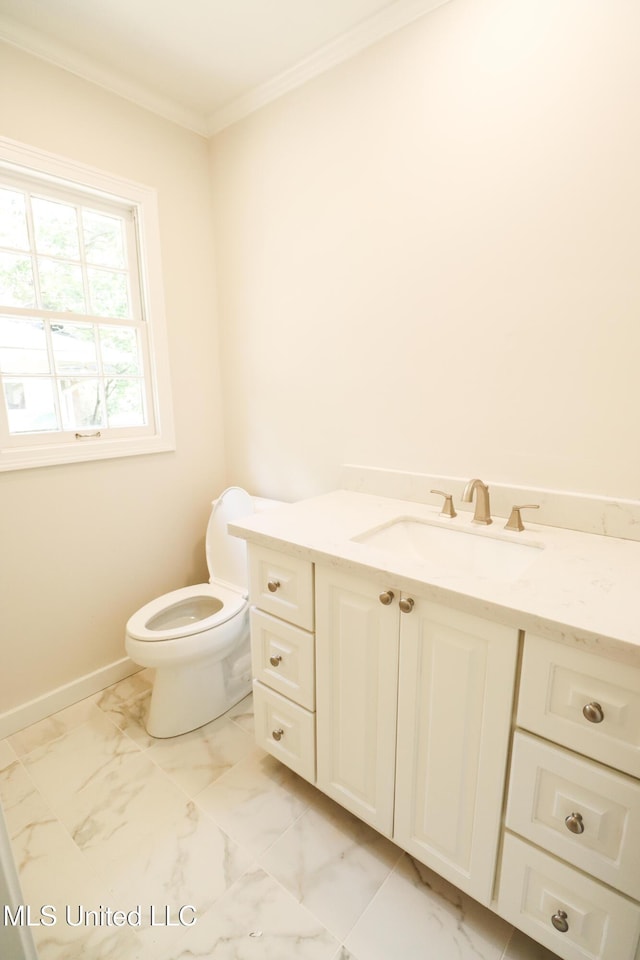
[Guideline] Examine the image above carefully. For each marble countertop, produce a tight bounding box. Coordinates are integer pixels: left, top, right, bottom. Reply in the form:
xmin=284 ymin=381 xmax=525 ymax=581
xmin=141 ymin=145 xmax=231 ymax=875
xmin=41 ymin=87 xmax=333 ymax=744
xmin=230 ymin=490 xmax=640 ymax=664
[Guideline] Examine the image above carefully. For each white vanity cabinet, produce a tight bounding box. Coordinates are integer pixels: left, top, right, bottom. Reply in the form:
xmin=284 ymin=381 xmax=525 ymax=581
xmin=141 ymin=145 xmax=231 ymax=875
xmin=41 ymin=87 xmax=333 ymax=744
xmin=314 ymin=564 xmax=519 ymax=905
xmin=234 ymin=486 xmax=640 ymax=960
xmin=497 ymin=634 xmax=640 ymax=960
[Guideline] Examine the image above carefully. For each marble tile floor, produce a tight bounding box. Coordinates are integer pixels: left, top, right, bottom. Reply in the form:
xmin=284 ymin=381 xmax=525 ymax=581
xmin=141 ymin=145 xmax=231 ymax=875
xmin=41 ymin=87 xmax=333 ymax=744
xmin=0 ymin=672 xmax=563 ymax=960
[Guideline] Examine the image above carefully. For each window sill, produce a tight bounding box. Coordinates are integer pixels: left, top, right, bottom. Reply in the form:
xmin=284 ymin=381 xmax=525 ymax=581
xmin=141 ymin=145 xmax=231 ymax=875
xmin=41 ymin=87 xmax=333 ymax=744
xmin=0 ymin=432 xmax=176 ymax=471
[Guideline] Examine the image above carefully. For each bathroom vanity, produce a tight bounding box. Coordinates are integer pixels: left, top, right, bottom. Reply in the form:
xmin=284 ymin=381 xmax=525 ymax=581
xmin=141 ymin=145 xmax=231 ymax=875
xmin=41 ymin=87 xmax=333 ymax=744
xmin=230 ymin=488 xmax=640 ymax=960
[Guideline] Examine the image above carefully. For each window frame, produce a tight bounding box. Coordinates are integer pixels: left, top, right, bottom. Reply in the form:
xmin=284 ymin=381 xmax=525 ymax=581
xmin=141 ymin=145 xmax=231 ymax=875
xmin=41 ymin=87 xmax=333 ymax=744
xmin=0 ymin=136 xmax=175 ymax=471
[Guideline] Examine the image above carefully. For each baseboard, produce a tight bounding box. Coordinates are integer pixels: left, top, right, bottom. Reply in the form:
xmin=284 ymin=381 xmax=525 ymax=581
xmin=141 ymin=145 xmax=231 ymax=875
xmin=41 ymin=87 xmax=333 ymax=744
xmin=0 ymin=658 xmax=142 ymax=739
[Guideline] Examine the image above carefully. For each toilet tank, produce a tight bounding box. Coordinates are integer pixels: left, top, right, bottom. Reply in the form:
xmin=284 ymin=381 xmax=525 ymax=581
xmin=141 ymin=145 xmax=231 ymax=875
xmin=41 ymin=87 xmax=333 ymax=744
xmin=206 ymin=491 xmax=288 ymax=591
xmin=253 ymin=496 xmax=288 ymax=513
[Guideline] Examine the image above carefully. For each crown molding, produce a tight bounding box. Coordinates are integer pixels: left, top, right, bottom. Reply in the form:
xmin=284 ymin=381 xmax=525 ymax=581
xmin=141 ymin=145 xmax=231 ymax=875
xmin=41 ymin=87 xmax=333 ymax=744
xmin=205 ymin=0 xmax=451 ymax=136
xmin=0 ymin=14 xmax=209 ymax=136
xmin=0 ymin=0 xmax=451 ymax=140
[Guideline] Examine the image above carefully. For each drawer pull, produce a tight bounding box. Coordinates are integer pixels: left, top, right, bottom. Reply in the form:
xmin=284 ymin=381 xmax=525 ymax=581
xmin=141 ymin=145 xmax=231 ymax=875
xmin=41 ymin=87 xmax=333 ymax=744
xmin=582 ymin=701 xmax=604 ymax=724
xmin=399 ymin=597 xmax=415 ymax=613
xmin=272 ymin=728 xmax=284 ymax=741
xmin=267 ymin=579 xmax=281 ymax=593
xmin=565 ymin=812 xmax=585 ymax=835
xmin=551 ymin=910 xmax=569 ymax=933
xmin=379 ymin=590 xmax=394 ymax=605
xmin=269 ymin=654 xmax=283 ymax=667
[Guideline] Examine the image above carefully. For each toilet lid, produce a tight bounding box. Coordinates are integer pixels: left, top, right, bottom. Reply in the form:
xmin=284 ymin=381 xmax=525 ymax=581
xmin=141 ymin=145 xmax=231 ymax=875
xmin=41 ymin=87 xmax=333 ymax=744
xmin=205 ymin=486 xmax=254 ymax=591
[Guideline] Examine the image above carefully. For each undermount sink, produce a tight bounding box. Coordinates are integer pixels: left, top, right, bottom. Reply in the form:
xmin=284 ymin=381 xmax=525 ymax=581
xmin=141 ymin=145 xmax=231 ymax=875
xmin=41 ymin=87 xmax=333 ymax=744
xmin=352 ymin=516 xmax=543 ymax=582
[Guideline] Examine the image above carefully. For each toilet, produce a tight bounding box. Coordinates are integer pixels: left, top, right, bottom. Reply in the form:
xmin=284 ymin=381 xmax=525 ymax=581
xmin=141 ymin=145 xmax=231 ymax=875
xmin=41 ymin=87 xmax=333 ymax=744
xmin=125 ymin=486 xmax=258 ymax=738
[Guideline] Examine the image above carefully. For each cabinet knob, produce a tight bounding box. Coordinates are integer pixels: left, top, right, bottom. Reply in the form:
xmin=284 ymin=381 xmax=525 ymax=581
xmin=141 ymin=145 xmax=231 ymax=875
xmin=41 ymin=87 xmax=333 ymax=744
xmin=399 ymin=597 xmax=415 ymax=613
xmin=582 ymin=701 xmax=604 ymax=724
xmin=272 ymin=728 xmax=284 ymax=741
xmin=269 ymin=655 xmax=282 ymax=667
xmin=565 ymin=812 xmax=585 ymax=835
xmin=267 ymin=579 xmax=281 ymax=593
xmin=551 ymin=910 xmax=569 ymax=933
xmin=379 ymin=590 xmax=394 ymax=606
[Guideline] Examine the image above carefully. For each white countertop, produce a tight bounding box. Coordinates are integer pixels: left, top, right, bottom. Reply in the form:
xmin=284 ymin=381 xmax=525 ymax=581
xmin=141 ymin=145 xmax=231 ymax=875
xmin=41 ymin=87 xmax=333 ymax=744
xmin=230 ymin=490 xmax=640 ymax=664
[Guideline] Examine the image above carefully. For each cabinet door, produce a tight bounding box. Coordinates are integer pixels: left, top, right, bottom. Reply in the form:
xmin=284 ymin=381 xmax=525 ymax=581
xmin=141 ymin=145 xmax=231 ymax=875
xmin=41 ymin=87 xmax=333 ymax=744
xmin=394 ymin=599 xmax=519 ymax=905
xmin=315 ymin=566 xmax=399 ymax=835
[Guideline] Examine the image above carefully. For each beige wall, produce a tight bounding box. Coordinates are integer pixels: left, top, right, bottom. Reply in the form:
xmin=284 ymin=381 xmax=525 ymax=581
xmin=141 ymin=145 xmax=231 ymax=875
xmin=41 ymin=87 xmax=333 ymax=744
xmin=0 ymin=44 xmax=227 ymax=713
xmin=210 ymin=0 xmax=640 ymax=503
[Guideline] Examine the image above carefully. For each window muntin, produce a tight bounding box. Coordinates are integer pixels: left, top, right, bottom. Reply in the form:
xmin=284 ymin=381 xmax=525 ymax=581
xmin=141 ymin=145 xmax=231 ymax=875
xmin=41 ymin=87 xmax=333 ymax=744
xmin=0 ymin=139 xmax=173 ymax=468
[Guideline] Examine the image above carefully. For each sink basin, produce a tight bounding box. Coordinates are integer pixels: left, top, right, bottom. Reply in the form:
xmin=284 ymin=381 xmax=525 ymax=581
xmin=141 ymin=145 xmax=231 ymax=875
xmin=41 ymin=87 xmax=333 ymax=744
xmin=352 ymin=517 xmax=543 ymax=582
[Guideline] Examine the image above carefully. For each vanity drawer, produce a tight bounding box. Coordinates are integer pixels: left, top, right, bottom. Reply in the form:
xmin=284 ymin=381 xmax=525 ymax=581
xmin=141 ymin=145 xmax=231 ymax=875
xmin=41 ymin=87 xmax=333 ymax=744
xmin=506 ymin=731 xmax=640 ymax=898
xmin=250 ymin=608 xmax=315 ymax=710
xmin=248 ymin=545 xmax=314 ymax=631
xmin=497 ymin=833 xmax=640 ymax=960
xmin=518 ymin=635 xmax=640 ymax=778
xmin=252 ymin=681 xmax=315 ymax=783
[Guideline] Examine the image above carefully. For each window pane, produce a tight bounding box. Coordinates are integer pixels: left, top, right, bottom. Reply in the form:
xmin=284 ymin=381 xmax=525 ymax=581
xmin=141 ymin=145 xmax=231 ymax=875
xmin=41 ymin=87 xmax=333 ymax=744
xmin=4 ymin=377 xmax=58 ymax=433
xmin=82 ymin=210 xmax=125 ymax=268
xmin=59 ymin=377 xmax=103 ymax=430
xmin=38 ymin=258 xmax=85 ymax=312
xmin=0 ymin=317 xmax=50 ymax=374
xmin=106 ymin=379 xmax=146 ymax=427
xmin=32 ymin=196 xmax=80 ymax=259
xmin=99 ymin=326 xmax=140 ymax=375
xmin=0 ymin=252 xmax=36 ymax=307
xmin=87 ymin=267 xmax=130 ymax=318
xmin=51 ymin=322 xmax=97 ymax=375
xmin=0 ymin=189 xmax=29 ymax=250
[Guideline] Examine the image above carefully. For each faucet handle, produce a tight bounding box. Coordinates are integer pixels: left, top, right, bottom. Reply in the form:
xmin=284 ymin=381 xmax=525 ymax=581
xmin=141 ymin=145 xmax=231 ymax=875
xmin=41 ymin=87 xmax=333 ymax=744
xmin=431 ymin=490 xmax=457 ymax=518
xmin=505 ymin=504 xmax=539 ymax=532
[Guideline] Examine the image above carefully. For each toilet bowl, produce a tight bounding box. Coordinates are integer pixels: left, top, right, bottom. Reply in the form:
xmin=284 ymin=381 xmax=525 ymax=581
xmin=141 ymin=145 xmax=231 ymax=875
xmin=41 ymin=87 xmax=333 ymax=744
xmin=125 ymin=486 xmax=257 ymax=738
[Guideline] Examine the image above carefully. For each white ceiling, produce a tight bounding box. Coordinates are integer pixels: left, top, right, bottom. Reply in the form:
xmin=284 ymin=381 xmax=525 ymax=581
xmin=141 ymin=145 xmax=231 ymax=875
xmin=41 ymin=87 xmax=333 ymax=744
xmin=0 ymin=0 xmax=448 ymax=136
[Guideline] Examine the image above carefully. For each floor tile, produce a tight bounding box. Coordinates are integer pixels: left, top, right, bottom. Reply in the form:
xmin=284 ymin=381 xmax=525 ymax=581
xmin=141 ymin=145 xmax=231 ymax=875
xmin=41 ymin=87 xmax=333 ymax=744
xmin=94 ymin=671 xmax=154 ymax=748
xmin=148 ymin=867 xmax=340 ymax=960
xmin=345 ymin=854 xmax=513 ymax=960
xmin=8 ymin=699 xmax=104 ymax=757
xmin=0 ymin=756 xmax=87 ymax=912
xmin=197 ymin=747 xmax=315 ymax=856
xmin=145 ymin=713 xmax=255 ymax=795
xmin=56 ymin=750 xmax=189 ymax=871
xmin=32 ymin=909 xmax=144 ymax=960
xmin=11 ymin=833 xmax=112 ymax=960
xmin=2 ymin=690 xmax=572 ymax=960
xmin=0 ymin=757 xmax=51 ymax=838
xmin=20 ymin=709 xmax=140 ymax=809
xmin=102 ymin=799 xmax=253 ymax=923
xmin=260 ymin=790 xmax=401 ymax=939
xmin=0 ymin=738 xmax=17 ymax=769
xmin=227 ymin=693 xmax=255 ymax=734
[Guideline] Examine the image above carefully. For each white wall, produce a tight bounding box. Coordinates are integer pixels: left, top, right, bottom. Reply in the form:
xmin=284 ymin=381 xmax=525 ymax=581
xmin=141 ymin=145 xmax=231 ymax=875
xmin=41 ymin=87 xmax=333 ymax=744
xmin=210 ymin=0 xmax=640 ymax=503
xmin=0 ymin=44 xmax=227 ymax=715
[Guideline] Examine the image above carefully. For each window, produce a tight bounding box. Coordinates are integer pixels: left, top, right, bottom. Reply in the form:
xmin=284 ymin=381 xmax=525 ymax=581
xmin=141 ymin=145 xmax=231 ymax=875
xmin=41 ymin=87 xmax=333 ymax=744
xmin=0 ymin=137 xmax=174 ymax=470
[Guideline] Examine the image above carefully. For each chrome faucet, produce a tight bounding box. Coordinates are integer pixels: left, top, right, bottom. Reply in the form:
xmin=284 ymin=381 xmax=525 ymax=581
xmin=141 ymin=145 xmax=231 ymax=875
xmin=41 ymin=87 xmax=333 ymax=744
xmin=462 ymin=478 xmax=492 ymax=525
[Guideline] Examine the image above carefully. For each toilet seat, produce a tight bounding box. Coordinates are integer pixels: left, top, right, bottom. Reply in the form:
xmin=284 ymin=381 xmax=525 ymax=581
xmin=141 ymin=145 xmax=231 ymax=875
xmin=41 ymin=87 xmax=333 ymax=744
xmin=126 ymin=580 xmax=247 ymax=642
